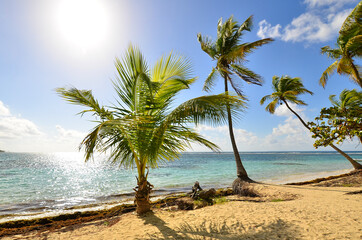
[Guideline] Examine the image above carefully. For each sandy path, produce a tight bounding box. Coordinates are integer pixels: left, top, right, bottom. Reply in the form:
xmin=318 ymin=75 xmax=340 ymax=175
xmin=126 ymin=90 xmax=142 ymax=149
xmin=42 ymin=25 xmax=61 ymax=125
xmin=6 ymin=184 xmax=362 ymax=240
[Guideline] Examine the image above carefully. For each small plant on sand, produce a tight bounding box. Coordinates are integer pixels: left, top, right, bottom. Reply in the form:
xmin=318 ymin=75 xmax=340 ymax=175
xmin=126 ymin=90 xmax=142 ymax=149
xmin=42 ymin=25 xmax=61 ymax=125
xmin=57 ymin=45 xmax=245 ymax=215
xmin=213 ymin=197 xmax=228 ymax=205
xmin=271 ymin=199 xmax=284 ymax=202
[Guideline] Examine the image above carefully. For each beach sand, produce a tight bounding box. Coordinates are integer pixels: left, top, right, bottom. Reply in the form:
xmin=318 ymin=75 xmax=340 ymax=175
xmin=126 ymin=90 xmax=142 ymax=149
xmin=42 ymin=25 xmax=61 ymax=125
xmin=3 ymin=176 xmax=361 ymax=240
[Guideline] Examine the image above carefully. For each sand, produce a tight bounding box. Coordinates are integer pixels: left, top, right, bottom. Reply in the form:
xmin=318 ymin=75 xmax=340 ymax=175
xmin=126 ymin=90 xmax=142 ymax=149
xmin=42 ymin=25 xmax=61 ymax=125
xmin=4 ymin=182 xmax=361 ymax=240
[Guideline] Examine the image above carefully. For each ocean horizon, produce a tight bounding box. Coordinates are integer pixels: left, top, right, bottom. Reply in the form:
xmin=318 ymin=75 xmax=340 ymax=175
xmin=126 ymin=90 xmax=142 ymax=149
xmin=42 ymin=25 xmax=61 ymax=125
xmin=1 ymin=151 xmax=361 ymax=222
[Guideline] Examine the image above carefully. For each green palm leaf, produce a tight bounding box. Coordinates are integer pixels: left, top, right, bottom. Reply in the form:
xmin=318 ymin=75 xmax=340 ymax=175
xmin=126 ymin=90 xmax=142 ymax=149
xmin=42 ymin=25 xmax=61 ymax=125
xmin=320 ymin=61 xmax=338 ymax=87
xmin=320 ymin=2 xmax=362 ymax=87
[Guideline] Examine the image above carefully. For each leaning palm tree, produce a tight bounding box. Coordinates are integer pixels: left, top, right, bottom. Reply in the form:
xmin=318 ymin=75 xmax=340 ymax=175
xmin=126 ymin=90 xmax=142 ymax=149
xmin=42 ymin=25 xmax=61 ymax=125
xmin=261 ymin=75 xmax=362 ymax=170
xmin=57 ymin=46 xmax=246 ymax=215
xmin=329 ymin=89 xmax=362 ymax=144
xmin=197 ymin=15 xmax=273 ymax=183
xmin=320 ymin=1 xmax=362 ymax=87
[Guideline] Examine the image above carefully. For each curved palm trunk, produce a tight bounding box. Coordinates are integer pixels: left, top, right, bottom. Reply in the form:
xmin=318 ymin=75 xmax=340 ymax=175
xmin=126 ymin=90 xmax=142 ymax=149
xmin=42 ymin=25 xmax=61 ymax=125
xmin=134 ymin=167 xmax=153 ymax=215
xmin=225 ymin=76 xmax=250 ymax=180
xmin=349 ymin=61 xmax=362 ymax=87
xmin=283 ymin=100 xmax=362 ymax=170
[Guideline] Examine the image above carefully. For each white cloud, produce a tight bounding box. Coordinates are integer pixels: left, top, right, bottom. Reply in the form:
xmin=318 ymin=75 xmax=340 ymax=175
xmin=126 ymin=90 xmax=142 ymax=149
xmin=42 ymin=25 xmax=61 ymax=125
xmin=0 ymin=102 xmax=43 ymax=139
xmin=0 ymin=100 xmax=86 ymax=152
xmin=257 ymin=20 xmax=282 ymax=39
xmin=0 ymin=117 xmax=43 ymax=139
xmin=274 ymin=103 xmax=305 ymax=117
xmin=304 ymin=0 xmax=356 ymax=11
xmin=0 ymin=101 xmax=11 ymax=116
xmin=56 ymin=125 xmax=85 ymax=140
xmin=269 ymin=121 xmax=314 ymax=150
xmin=257 ymin=1 xmax=355 ymax=43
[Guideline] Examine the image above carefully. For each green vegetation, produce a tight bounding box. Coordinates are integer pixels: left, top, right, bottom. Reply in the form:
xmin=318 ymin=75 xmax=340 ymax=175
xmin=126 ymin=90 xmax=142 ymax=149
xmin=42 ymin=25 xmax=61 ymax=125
xmin=57 ymin=45 xmax=246 ymax=215
xmin=213 ymin=196 xmax=228 ymax=205
xmin=261 ymin=76 xmax=361 ymax=170
xmin=271 ymin=199 xmax=284 ymax=202
xmin=197 ymin=15 xmax=273 ymax=182
xmin=309 ymin=89 xmax=362 ymax=170
xmin=320 ymin=1 xmax=362 ymax=87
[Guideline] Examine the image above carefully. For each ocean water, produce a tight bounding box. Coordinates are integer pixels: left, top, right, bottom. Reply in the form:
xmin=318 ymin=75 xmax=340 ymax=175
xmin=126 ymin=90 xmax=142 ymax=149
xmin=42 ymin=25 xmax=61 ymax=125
xmin=0 ymin=151 xmax=361 ymax=220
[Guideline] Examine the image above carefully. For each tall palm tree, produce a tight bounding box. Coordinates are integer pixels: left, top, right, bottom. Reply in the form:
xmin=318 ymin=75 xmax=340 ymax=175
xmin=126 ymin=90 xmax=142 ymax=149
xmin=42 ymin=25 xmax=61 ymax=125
xmin=261 ymin=75 xmax=362 ymax=170
xmin=320 ymin=1 xmax=362 ymax=88
xmin=56 ymin=46 xmax=246 ymax=214
xmin=197 ymin=15 xmax=273 ymax=182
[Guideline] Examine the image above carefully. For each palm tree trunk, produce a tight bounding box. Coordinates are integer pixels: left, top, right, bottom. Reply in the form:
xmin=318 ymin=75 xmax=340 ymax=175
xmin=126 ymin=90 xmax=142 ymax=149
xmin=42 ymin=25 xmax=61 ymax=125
xmin=329 ymin=144 xmax=362 ymax=170
xmin=348 ymin=56 xmax=362 ymax=88
xmin=134 ymin=167 xmax=153 ymax=215
xmin=283 ymin=100 xmax=310 ymax=129
xmin=283 ymin=100 xmax=362 ymax=170
xmin=224 ymin=76 xmax=249 ymax=180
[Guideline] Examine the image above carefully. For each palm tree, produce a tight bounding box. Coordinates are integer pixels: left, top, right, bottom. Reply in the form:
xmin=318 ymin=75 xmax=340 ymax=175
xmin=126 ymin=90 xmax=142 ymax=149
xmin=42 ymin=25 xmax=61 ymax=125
xmin=329 ymin=89 xmax=362 ymax=144
xmin=56 ymin=46 xmax=246 ymax=215
xmin=261 ymin=75 xmax=362 ymax=170
xmin=320 ymin=1 xmax=362 ymax=88
xmin=329 ymin=89 xmax=362 ymax=112
xmin=197 ymin=15 xmax=273 ymax=182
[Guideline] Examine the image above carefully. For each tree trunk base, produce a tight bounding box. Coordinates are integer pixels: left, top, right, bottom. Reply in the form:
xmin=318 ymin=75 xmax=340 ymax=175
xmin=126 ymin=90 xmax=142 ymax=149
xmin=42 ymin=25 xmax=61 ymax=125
xmin=232 ymin=177 xmax=255 ymax=194
xmin=351 ymin=162 xmax=362 ymax=170
xmin=134 ymin=178 xmax=153 ymax=215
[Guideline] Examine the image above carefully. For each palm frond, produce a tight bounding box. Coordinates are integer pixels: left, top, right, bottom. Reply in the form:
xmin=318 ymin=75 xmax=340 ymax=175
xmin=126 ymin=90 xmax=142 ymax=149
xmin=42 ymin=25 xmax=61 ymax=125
xmin=203 ymin=68 xmax=219 ymax=92
xmin=260 ymin=94 xmax=272 ymax=105
xmin=231 ymin=64 xmax=263 ymax=86
xmin=167 ymin=93 xmax=247 ymax=126
xmin=320 ymin=46 xmax=342 ymax=59
xmin=227 ymin=74 xmax=244 ymax=96
xmin=265 ymin=99 xmax=279 ymax=114
xmin=338 ymin=1 xmax=362 ymax=47
xmin=345 ymin=35 xmax=362 ymax=57
xmin=226 ymin=38 xmax=273 ymax=62
xmin=319 ymin=61 xmax=338 ymax=87
xmin=238 ymin=15 xmax=253 ymax=34
xmin=55 ymin=87 xmax=113 ymax=120
xmin=197 ymin=33 xmax=217 ymax=59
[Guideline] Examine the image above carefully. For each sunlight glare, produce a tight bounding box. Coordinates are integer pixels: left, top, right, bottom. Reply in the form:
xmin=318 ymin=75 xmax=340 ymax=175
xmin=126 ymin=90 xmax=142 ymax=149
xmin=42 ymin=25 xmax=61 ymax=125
xmin=55 ymin=0 xmax=109 ymax=53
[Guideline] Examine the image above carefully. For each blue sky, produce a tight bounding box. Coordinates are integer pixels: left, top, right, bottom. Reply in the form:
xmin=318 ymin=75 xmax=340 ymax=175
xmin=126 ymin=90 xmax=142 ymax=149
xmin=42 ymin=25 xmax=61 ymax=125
xmin=0 ymin=0 xmax=360 ymax=152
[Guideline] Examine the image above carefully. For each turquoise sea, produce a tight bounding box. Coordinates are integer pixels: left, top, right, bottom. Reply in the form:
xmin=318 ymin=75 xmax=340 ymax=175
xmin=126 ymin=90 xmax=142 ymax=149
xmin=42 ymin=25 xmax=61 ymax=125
xmin=0 ymin=151 xmax=361 ymax=221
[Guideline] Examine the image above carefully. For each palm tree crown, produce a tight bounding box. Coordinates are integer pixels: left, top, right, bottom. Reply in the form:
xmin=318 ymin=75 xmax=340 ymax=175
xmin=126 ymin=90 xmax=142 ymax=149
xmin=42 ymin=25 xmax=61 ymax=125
xmin=320 ymin=1 xmax=362 ymax=87
xmin=260 ymin=75 xmax=313 ymax=114
xmin=198 ymin=15 xmax=273 ymax=95
xmin=329 ymin=89 xmax=362 ymax=111
xmin=56 ymin=45 xmax=246 ymax=214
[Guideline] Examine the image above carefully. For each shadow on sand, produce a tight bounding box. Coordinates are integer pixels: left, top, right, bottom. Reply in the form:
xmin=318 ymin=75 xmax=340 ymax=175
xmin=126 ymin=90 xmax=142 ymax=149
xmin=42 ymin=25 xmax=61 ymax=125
xmin=139 ymin=212 xmax=302 ymax=239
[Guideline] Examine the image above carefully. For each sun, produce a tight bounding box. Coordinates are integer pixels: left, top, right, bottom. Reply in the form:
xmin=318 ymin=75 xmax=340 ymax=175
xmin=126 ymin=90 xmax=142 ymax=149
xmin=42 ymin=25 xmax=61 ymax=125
xmin=55 ymin=0 xmax=109 ymax=52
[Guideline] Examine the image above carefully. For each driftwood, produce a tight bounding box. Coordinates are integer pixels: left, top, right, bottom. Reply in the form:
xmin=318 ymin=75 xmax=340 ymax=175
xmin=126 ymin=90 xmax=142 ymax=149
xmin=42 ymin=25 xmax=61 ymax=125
xmin=190 ymin=181 xmax=203 ymax=199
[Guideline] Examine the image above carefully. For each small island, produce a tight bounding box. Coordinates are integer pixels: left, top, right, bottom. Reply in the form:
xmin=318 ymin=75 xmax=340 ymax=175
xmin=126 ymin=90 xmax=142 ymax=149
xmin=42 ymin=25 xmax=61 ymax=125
xmin=0 ymin=150 xmax=5 ymax=152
